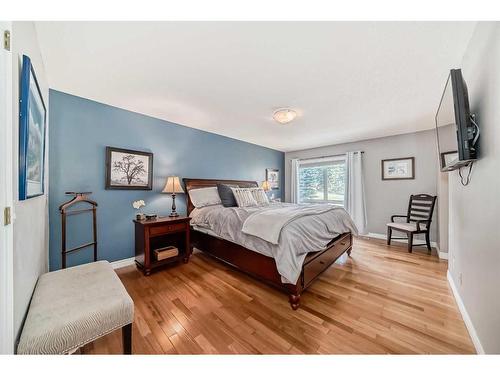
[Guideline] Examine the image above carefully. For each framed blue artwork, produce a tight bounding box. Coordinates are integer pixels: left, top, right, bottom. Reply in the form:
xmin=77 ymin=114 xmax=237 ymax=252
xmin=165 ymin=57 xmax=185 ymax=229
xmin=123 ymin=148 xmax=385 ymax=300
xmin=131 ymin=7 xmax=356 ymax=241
xmin=19 ymin=54 xmax=47 ymax=200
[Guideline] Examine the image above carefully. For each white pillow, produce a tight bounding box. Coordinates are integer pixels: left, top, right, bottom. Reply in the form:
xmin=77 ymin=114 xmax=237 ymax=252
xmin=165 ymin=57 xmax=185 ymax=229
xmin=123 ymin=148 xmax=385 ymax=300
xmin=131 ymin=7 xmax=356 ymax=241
xmin=250 ymin=188 xmax=269 ymax=205
xmin=189 ymin=187 xmax=222 ymax=208
xmin=231 ymin=188 xmax=258 ymax=207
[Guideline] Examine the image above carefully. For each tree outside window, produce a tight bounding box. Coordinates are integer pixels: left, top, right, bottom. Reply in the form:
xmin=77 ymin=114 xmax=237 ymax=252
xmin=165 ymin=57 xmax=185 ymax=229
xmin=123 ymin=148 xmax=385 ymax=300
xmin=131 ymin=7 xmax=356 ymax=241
xmin=298 ymin=159 xmax=346 ymax=205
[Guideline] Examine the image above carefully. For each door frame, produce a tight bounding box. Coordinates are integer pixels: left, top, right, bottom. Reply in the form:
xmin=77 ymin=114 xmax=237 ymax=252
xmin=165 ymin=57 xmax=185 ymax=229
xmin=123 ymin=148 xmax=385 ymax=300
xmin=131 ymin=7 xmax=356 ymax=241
xmin=0 ymin=21 xmax=14 ymax=354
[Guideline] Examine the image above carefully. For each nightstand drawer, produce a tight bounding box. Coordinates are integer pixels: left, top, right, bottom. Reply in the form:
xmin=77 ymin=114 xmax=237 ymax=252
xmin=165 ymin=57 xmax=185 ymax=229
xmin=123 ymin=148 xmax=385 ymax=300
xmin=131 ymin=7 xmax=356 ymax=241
xmin=149 ymin=222 xmax=186 ymax=236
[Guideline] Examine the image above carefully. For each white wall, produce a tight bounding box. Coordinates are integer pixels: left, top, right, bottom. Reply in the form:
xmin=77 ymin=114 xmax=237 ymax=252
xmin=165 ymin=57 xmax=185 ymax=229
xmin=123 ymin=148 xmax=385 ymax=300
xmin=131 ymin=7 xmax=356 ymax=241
xmin=285 ymin=129 xmax=439 ymax=242
xmin=11 ymin=22 xmax=49 ymax=346
xmin=0 ymin=21 xmax=14 ymax=355
xmin=448 ymin=22 xmax=500 ymax=354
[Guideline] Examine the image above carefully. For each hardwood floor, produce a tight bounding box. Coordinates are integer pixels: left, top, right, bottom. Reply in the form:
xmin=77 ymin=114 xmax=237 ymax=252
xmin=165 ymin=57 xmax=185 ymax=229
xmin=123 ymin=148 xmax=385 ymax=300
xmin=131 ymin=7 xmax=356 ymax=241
xmin=83 ymin=237 xmax=475 ymax=354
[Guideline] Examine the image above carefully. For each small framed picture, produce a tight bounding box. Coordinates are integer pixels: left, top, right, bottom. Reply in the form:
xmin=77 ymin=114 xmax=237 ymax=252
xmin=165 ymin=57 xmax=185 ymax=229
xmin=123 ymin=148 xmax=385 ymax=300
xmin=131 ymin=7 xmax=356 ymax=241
xmin=381 ymin=157 xmax=415 ymax=180
xmin=440 ymin=151 xmax=459 ymax=170
xmin=105 ymin=147 xmax=153 ymax=190
xmin=266 ymin=168 xmax=280 ymax=190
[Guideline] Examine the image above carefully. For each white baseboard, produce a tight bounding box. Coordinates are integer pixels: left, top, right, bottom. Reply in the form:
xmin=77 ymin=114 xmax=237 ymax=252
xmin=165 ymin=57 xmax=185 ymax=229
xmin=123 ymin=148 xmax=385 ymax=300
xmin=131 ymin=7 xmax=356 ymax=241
xmin=365 ymin=232 xmax=448 ymax=260
xmin=447 ymin=270 xmax=484 ymax=354
xmin=437 ymin=250 xmax=448 ymax=260
xmin=110 ymin=257 xmax=135 ymax=269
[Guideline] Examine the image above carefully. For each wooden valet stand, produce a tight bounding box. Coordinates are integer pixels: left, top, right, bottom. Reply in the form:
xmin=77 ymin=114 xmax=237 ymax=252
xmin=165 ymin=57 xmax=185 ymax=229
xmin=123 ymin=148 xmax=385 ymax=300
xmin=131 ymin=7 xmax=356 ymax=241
xmin=59 ymin=192 xmax=98 ymax=269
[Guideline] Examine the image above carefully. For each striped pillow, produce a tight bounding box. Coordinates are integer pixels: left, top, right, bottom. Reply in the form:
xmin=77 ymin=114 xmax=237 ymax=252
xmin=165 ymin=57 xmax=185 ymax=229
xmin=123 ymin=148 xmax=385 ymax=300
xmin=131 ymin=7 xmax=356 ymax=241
xmin=231 ymin=188 xmax=258 ymax=207
xmin=250 ymin=188 xmax=269 ymax=205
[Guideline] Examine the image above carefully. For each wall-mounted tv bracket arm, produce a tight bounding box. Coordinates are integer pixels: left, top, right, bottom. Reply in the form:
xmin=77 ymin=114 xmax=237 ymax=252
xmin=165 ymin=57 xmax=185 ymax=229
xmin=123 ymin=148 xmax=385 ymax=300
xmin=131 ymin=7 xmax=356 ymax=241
xmin=469 ymin=114 xmax=480 ymax=148
xmin=458 ymin=114 xmax=479 ymax=186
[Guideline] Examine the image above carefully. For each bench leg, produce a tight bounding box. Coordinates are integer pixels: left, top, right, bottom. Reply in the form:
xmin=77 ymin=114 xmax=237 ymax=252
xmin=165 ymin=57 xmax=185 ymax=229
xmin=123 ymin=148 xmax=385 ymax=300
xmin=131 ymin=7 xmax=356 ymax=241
xmin=122 ymin=323 xmax=132 ymax=354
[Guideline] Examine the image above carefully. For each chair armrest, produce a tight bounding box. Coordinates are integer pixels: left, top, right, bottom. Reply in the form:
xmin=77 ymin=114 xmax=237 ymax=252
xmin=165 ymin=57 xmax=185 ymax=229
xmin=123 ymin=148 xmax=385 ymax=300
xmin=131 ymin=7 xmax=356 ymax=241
xmin=391 ymin=215 xmax=407 ymax=222
xmin=415 ymin=220 xmax=429 ymax=231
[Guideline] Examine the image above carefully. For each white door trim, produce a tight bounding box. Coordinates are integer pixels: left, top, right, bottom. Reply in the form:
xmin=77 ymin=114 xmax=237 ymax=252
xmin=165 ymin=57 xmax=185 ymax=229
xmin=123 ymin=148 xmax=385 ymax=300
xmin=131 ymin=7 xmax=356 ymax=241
xmin=0 ymin=21 xmax=14 ymax=355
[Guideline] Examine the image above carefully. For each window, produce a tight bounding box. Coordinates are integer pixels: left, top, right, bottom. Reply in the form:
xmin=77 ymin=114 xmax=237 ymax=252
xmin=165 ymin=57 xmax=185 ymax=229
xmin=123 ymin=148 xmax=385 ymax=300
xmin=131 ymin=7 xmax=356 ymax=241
xmin=298 ymin=156 xmax=346 ymax=206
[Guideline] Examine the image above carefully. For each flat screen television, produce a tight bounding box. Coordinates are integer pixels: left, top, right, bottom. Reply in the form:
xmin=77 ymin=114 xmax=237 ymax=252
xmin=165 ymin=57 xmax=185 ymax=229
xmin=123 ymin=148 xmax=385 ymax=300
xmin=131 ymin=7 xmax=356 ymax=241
xmin=435 ymin=69 xmax=479 ymax=172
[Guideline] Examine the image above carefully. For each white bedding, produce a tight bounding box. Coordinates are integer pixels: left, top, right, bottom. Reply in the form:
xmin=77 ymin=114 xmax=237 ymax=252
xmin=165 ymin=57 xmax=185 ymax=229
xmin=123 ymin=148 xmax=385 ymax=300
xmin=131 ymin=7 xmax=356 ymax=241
xmin=190 ymin=203 xmax=358 ymax=284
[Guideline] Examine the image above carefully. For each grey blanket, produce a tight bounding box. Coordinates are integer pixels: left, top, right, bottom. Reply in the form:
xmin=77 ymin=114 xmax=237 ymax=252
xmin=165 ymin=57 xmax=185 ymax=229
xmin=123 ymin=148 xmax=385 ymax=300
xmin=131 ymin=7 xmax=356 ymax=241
xmin=190 ymin=203 xmax=358 ymax=284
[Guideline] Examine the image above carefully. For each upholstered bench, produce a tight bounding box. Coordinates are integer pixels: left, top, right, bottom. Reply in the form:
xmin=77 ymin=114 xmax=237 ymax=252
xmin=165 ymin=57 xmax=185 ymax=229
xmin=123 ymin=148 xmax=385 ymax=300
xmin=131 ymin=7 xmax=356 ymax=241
xmin=17 ymin=261 xmax=134 ymax=355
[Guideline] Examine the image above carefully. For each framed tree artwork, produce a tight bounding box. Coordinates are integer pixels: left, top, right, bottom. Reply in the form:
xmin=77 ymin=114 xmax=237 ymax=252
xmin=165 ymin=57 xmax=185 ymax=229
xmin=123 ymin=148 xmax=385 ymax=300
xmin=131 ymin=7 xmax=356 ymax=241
xmin=266 ymin=168 xmax=280 ymax=190
xmin=19 ymin=55 xmax=47 ymax=200
xmin=105 ymin=147 xmax=153 ymax=190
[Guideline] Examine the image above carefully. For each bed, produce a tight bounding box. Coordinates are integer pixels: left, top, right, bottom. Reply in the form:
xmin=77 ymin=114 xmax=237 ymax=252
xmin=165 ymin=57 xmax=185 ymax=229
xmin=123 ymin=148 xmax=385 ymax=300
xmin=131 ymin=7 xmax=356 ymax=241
xmin=183 ymin=178 xmax=355 ymax=310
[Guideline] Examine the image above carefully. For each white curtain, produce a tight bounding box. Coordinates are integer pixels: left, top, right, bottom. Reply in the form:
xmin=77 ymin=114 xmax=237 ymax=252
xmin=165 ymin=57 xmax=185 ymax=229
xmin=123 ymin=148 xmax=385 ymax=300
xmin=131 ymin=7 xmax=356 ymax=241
xmin=290 ymin=158 xmax=299 ymax=203
xmin=344 ymin=151 xmax=367 ymax=235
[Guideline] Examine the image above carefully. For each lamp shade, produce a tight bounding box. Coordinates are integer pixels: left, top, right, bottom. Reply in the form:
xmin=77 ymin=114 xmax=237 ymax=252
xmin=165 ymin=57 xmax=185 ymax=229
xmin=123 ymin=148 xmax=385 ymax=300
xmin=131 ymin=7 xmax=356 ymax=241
xmin=162 ymin=176 xmax=184 ymax=194
xmin=261 ymin=180 xmax=271 ymax=191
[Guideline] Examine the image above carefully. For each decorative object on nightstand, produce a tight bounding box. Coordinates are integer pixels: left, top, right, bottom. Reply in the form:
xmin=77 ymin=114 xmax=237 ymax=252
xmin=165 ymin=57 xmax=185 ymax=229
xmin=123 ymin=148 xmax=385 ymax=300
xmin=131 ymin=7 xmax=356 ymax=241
xmin=162 ymin=176 xmax=184 ymax=217
xmin=154 ymin=246 xmax=179 ymax=261
xmin=132 ymin=199 xmax=146 ymax=220
xmin=133 ymin=216 xmax=191 ymax=275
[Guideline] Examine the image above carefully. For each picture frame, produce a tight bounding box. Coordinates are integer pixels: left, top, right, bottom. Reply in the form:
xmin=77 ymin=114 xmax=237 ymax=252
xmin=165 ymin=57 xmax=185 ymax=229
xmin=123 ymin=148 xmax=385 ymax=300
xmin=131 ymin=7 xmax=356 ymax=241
xmin=381 ymin=157 xmax=415 ymax=180
xmin=440 ymin=151 xmax=459 ymax=170
xmin=105 ymin=146 xmax=153 ymax=190
xmin=266 ymin=168 xmax=280 ymax=190
xmin=19 ymin=55 xmax=47 ymax=200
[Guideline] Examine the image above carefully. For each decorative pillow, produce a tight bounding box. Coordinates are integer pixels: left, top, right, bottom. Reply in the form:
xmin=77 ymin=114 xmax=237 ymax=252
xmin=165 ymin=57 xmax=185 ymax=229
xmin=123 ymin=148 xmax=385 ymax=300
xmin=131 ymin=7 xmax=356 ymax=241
xmin=188 ymin=187 xmax=222 ymax=208
xmin=250 ymin=188 xmax=269 ymax=205
xmin=217 ymin=183 xmax=238 ymax=207
xmin=231 ymin=188 xmax=258 ymax=207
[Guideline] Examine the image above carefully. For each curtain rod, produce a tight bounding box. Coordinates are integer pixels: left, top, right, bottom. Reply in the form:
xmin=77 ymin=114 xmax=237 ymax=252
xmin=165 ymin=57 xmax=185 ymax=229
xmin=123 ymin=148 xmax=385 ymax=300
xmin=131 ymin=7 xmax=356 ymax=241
xmin=292 ymin=151 xmax=364 ymax=162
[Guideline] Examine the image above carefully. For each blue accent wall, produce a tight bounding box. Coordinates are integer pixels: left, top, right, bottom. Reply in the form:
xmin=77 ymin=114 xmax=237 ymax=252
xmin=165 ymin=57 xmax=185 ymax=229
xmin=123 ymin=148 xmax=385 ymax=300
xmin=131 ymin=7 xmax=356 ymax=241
xmin=49 ymin=90 xmax=284 ymax=271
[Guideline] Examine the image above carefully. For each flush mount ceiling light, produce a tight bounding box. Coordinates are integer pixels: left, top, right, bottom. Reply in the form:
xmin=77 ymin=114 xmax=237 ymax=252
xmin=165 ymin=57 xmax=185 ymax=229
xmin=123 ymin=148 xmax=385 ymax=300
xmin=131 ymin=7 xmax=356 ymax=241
xmin=273 ymin=108 xmax=297 ymax=124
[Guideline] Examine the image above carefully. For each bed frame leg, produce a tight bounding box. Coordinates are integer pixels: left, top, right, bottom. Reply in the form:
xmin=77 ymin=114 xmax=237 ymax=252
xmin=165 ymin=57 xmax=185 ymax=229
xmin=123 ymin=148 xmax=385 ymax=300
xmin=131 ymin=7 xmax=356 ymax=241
xmin=289 ymin=294 xmax=301 ymax=310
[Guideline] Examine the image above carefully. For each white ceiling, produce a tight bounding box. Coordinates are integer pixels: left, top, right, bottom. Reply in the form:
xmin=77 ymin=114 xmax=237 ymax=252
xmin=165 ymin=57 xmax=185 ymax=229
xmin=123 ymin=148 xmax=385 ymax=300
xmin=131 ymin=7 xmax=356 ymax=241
xmin=35 ymin=22 xmax=476 ymax=152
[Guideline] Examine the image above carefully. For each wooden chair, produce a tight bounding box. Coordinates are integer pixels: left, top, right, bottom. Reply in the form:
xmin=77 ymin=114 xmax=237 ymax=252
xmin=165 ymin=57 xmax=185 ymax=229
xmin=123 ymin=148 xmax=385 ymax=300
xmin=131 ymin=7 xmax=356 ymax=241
xmin=387 ymin=194 xmax=437 ymax=253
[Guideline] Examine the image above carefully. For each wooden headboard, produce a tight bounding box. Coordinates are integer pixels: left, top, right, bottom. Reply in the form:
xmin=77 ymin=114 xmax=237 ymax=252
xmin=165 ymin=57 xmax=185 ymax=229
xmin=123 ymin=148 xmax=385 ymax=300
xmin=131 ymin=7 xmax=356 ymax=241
xmin=183 ymin=178 xmax=258 ymax=215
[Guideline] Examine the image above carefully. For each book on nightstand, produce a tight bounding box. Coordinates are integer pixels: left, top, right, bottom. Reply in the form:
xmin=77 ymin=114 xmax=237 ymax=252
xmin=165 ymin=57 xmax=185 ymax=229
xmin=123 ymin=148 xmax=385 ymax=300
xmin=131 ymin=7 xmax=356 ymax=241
xmin=154 ymin=246 xmax=179 ymax=261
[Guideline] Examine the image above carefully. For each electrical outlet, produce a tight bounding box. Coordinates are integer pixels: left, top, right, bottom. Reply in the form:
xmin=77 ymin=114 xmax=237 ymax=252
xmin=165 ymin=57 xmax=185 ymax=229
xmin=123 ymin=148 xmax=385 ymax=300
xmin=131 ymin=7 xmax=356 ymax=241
xmin=459 ymin=272 xmax=463 ymax=286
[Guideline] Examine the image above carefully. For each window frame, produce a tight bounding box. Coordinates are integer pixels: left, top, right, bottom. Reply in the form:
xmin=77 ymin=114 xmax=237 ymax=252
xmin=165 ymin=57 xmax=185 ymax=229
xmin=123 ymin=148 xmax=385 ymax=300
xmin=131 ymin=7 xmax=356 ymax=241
xmin=297 ymin=155 xmax=346 ymax=206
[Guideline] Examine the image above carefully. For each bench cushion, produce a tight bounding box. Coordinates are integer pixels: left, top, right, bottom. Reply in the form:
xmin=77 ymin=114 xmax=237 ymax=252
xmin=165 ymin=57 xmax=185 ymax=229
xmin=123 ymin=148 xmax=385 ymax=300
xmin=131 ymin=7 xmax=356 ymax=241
xmin=17 ymin=261 xmax=134 ymax=354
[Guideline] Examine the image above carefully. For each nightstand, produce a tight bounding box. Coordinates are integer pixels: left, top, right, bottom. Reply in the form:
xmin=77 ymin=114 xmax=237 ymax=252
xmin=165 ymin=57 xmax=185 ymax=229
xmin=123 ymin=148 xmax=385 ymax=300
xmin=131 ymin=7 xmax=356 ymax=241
xmin=133 ymin=216 xmax=191 ymax=275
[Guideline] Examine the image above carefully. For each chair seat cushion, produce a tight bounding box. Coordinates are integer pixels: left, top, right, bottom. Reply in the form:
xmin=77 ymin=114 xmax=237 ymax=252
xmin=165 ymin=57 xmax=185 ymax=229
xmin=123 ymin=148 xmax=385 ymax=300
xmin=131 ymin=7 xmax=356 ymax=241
xmin=17 ymin=261 xmax=134 ymax=354
xmin=387 ymin=222 xmax=427 ymax=232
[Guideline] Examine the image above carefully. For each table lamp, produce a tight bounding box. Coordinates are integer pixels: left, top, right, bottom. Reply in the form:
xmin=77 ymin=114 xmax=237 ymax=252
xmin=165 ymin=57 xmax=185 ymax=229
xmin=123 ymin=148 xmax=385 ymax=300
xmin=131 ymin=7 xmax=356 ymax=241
xmin=162 ymin=176 xmax=184 ymax=217
xmin=261 ymin=180 xmax=275 ymax=200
